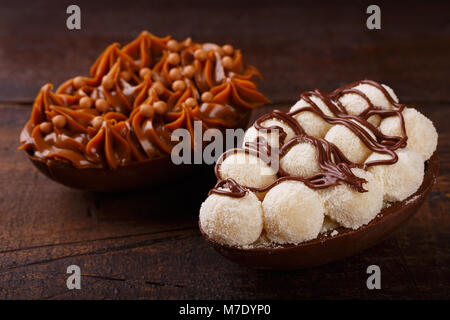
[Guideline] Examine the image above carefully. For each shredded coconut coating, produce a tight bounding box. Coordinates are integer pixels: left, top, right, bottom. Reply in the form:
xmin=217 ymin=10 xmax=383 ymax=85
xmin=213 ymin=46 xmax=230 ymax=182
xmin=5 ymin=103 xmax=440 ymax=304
xmin=219 ymin=152 xmax=277 ymax=189
xmin=290 ymin=96 xmax=334 ymax=138
xmin=262 ymin=181 xmax=324 ymax=244
xmin=324 ymin=123 xmax=372 ymax=164
xmin=320 ymin=168 xmax=383 ymax=230
xmin=366 ymin=148 xmax=424 ymax=202
xmin=280 ymin=141 xmax=321 ymax=177
xmin=379 ymin=107 xmax=438 ymax=161
xmin=200 ymin=191 xmax=263 ymax=246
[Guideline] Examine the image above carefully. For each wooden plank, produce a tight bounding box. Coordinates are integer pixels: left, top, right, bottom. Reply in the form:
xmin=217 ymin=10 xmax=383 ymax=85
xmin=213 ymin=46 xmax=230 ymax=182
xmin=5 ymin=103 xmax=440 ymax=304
xmin=0 ymin=1 xmax=449 ymax=103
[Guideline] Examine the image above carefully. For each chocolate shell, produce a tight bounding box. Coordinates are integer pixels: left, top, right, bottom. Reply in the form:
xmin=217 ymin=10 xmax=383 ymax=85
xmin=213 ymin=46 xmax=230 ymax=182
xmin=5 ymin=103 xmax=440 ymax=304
xmin=199 ymin=152 xmax=439 ymax=270
xmin=19 ymin=31 xmax=267 ymax=191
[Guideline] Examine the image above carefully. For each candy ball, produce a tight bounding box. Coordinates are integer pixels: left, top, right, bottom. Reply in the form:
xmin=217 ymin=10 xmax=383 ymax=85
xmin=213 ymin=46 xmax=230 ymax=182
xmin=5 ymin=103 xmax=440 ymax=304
xmin=243 ymin=118 xmax=295 ymax=149
xmin=320 ymin=168 xmax=383 ymax=230
xmin=262 ymin=181 xmax=324 ymax=244
xmin=379 ymin=107 xmax=438 ymax=161
xmin=320 ymin=216 xmax=340 ymax=233
xmin=290 ymin=96 xmax=334 ymax=138
xmin=280 ymin=141 xmax=321 ymax=177
xmin=219 ymin=152 xmax=277 ymax=189
xmin=365 ymin=148 xmax=424 ymax=202
xmin=199 ymin=191 xmax=263 ymax=246
xmin=324 ymin=121 xmax=374 ymax=164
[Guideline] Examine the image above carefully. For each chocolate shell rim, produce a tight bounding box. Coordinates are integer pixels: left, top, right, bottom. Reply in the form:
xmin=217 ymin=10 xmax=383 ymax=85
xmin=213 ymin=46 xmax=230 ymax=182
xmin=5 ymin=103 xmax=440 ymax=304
xmin=26 ymin=151 xmax=166 ymax=171
xmin=199 ymin=151 xmax=439 ymax=254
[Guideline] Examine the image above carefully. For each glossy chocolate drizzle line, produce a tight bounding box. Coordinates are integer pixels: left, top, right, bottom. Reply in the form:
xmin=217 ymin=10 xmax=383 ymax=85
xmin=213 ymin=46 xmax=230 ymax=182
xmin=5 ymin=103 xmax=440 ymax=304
xmin=212 ymin=80 xmax=409 ymax=198
xmin=209 ymin=178 xmax=248 ymax=197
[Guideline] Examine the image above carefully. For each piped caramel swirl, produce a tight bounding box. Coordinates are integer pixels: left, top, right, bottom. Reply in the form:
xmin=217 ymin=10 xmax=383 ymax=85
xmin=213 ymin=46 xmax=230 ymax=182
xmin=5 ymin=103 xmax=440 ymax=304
xmin=19 ymin=31 xmax=270 ymax=169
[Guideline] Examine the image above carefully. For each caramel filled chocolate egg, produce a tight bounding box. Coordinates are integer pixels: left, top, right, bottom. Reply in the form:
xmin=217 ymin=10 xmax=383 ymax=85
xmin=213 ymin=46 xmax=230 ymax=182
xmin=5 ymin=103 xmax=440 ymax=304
xmin=19 ymin=31 xmax=269 ymax=191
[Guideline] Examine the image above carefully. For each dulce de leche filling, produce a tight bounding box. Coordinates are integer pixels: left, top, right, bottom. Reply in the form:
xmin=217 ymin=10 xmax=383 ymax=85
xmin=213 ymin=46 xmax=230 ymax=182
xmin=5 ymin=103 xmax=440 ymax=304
xmin=19 ymin=31 xmax=270 ymax=169
xmin=211 ymin=80 xmax=408 ymax=197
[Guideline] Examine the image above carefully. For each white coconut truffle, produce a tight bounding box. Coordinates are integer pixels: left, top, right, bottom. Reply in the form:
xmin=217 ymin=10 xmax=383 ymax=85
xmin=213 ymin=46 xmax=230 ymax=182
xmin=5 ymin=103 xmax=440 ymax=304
xmin=243 ymin=118 xmax=295 ymax=148
xmin=340 ymin=83 xmax=398 ymax=112
xmin=365 ymin=148 xmax=424 ymax=202
xmin=219 ymin=152 xmax=277 ymax=189
xmin=320 ymin=168 xmax=383 ymax=230
xmin=199 ymin=191 xmax=263 ymax=246
xmin=280 ymin=141 xmax=321 ymax=177
xmin=379 ymin=107 xmax=438 ymax=161
xmin=290 ymin=96 xmax=334 ymax=138
xmin=262 ymin=181 xmax=324 ymax=244
xmin=324 ymin=121 xmax=375 ymax=164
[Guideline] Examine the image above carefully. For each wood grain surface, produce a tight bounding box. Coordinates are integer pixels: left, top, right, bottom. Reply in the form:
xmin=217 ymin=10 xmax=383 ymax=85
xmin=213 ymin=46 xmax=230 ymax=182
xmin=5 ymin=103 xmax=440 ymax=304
xmin=0 ymin=0 xmax=449 ymax=299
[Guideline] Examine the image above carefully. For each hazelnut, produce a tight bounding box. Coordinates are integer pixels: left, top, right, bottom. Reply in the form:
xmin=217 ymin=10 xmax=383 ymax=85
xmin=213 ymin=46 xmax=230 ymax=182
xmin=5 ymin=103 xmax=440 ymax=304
xmin=139 ymin=67 xmax=152 ymax=78
xmin=222 ymin=44 xmax=234 ymax=56
xmin=172 ymin=80 xmax=186 ymax=92
xmin=154 ymin=101 xmax=168 ymax=114
xmin=185 ymin=97 xmax=197 ymax=108
xmin=102 ymin=75 xmax=115 ymax=90
xmin=183 ymin=65 xmax=195 ymax=78
xmin=79 ymin=96 xmax=93 ymax=108
xmin=151 ymin=81 xmax=165 ymax=95
xmin=169 ymin=68 xmax=182 ymax=81
xmin=39 ymin=122 xmax=52 ymax=134
xmin=95 ymin=98 xmax=110 ymax=112
xmin=201 ymin=91 xmax=213 ymax=102
xmin=91 ymin=116 xmax=104 ymax=130
xmin=140 ymin=104 xmax=154 ymax=118
xmin=222 ymin=56 xmax=233 ymax=69
xmin=73 ymin=76 xmax=86 ymax=88
xmin=194 ymin=49 xmax=207 ymax=61
xmin=167 ymin=52 xmax=180 ymax=65
xmin=167 ymin=39 xmax=178 ymax=51
xmin=52 ymin=115 xmax=66 ymax=128
xmin=120 ymin=71 xmax=131 ymax=81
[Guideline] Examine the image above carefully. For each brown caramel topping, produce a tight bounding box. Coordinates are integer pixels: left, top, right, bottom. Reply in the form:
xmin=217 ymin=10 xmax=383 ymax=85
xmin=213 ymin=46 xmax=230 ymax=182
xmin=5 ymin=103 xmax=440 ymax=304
xmin=19 ymin=31 xmax=269 ymax=169
xmin=212 ymin=80 xmax=409 ymax=197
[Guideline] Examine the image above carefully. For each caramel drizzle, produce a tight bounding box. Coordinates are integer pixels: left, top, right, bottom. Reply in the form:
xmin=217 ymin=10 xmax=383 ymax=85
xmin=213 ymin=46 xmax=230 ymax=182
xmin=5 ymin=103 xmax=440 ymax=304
xmin=212 ymin=80 xmax=409 ymax=197
xmin=19 ymin=31 xmax=270 ymax=169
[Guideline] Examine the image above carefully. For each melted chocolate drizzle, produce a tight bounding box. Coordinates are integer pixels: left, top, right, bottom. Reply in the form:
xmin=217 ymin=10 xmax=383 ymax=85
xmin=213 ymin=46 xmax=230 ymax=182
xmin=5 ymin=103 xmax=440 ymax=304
xmin=212 ymin=80 xmax=409 ymax=198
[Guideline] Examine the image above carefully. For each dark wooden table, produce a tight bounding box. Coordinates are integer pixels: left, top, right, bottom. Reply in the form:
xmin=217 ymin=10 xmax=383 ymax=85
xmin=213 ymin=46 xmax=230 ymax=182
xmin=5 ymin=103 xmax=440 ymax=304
xmin=0 ymin=0 xmax=448 ymax=299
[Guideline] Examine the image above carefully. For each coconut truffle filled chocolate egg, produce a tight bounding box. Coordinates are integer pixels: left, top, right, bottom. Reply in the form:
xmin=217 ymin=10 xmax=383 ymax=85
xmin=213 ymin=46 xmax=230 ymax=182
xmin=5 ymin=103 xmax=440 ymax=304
xmin=200 ymin=79 xmax=437 ymax=254
xmin=379 ymin=108 xmax=438 ymax=161
xmin=290 ymin=95 xmax=334 ymax=138
xmin=320 ymin=168 xmax=383 ymax=230
xmin=280 ymin=141 xmax=321 ymax=177
xmin=365 ymin=148 xmax=424 ymax=202
xmin=200 ymin=191 xmax=263 ymax=246
xmin=262 ymin=181 xmax=325 ymax=244
xmin=218 ymin=152 xmax=277 ymax=189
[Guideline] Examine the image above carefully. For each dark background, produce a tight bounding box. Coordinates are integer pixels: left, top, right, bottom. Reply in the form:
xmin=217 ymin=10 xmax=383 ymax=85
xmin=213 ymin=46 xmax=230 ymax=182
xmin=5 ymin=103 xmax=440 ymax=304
xmin=0 ymin=0 xmax=448 ymax=299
